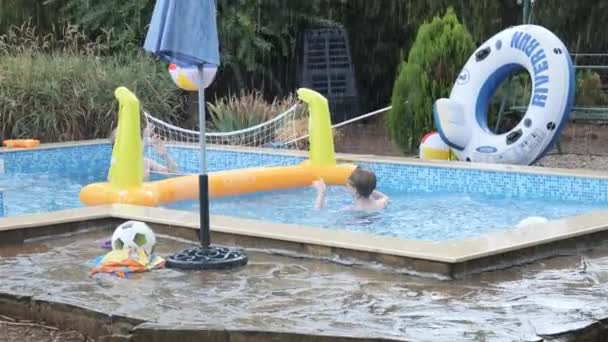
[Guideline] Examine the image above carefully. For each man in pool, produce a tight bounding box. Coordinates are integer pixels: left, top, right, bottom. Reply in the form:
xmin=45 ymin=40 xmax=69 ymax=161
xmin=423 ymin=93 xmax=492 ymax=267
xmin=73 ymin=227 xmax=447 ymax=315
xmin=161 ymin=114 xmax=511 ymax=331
xmin=109 ymin=124 xmax=178 ymax=180
xmin=313 ymin=166 xmax=389 ymax=211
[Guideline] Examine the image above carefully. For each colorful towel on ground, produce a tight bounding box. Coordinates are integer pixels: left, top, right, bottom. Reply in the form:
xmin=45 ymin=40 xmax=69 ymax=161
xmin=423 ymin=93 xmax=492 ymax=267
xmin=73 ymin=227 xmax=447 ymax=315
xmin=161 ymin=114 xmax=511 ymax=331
xmin=91 ymin=248 xmax=165 ymax=278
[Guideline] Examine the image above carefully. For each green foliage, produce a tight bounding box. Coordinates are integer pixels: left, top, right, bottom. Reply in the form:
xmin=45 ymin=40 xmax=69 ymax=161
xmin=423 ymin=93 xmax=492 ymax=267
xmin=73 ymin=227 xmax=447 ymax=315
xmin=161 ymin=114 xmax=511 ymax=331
xmin=534 ymin=1 xmax=608 ymax=53
xmin=0 ymin=0 xmax=63 ymax=34
xmin=0 ymin=23 xmax=185 ymax=142
xmin=388 ymin=8 xmax=475 ymax=153
xmin=52 ymin=0 xmax=154 ymax=51
xmin=47 ymin=0 xmax=343 ymax=97
xmin=214 ymin=0 xmax=342 ymax=96
xmin=4 ymin=0 xmax=608 ymax=131
xmin=215 ymin=0 xmax=277 ymax=93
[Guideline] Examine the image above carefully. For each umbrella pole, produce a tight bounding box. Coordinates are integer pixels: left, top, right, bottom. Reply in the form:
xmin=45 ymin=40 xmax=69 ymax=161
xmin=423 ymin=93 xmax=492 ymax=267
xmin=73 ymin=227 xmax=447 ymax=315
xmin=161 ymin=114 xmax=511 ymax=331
xmin=165 ymin=65 xmax=248 ymax=270
xmin=198 ymin=66 xmax=211 ymax=248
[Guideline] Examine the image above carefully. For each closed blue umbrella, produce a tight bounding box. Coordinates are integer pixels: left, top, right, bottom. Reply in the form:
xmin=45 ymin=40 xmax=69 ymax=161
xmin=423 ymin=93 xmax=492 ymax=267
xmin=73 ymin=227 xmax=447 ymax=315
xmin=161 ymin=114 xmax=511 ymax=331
xmin=144 ymin=0 xmax=219 ymax=67
xmin=143 ymin=0 xmax=247 ymax=270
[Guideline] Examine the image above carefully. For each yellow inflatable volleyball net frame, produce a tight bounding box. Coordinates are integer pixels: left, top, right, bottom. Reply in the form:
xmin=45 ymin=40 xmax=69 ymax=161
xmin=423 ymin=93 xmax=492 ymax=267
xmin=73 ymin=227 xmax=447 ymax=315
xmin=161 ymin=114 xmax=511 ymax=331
xmin=107 ymin=87 xmax=144 ymax=189
xmin=80 ymin=87 xmax=356 ymax=207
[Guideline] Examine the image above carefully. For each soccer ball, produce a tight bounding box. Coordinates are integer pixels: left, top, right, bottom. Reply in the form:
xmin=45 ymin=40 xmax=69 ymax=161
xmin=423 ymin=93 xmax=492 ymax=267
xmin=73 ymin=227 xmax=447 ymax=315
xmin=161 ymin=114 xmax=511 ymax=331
xmin=111 ymin=221 xmax=157 ymax=255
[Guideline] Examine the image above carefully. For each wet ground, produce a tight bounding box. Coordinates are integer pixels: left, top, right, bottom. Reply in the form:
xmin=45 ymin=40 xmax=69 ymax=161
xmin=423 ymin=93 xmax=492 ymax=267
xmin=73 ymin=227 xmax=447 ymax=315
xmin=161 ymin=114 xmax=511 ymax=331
xmin=1 ymin=229 xmax=608 ymax=341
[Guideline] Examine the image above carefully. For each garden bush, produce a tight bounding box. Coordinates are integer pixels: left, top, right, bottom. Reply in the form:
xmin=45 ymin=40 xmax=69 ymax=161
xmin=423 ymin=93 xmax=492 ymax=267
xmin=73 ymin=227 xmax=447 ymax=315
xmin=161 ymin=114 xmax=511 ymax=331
xmin=575 ymin=70 xmax=608 ymax=107
xmin=0 ymin=22 xmax=186 ymax=142
xmin=388 ymin=8 xmax=475 ymax=153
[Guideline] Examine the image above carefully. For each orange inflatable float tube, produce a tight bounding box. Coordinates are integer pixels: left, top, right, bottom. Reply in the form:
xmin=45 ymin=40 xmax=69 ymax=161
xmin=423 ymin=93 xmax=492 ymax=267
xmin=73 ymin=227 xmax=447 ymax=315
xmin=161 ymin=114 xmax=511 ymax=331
xmin=80 ymin=163 xmax=356 ymax=206
xmin=3 ymin=139 xmax=40 ymax=148
xmin=152 ymin=162 xmax=357 ymax=204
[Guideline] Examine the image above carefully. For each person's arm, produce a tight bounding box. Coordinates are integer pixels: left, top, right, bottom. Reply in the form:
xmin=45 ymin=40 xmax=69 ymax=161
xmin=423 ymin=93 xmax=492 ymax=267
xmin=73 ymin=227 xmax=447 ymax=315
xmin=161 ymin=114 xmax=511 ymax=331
xmin=145 ymin=158 xmax=169 ymax=173
xmin=371 ymin=190 xmax=389 ymax=207
xmin=158 ymin=146 xmax=178 ymax=173
xmin=312 ymin=179 xmax=327 ymax=210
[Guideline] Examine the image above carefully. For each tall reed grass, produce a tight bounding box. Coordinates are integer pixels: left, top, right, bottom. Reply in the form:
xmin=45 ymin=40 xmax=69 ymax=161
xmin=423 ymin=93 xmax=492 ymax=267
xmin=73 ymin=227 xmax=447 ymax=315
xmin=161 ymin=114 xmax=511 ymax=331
xmin=0 ymin=21 xmax=186 ymax=142
xmin=207 ymin=90 xmax=303 ymax=132
xmin=207 ymin=89 xmax=342 ymax=149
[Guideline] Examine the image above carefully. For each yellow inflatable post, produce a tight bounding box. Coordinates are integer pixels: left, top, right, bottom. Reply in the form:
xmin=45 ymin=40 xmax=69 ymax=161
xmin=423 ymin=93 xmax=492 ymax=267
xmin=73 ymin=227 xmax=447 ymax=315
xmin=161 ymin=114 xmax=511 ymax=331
xmin=108 ymin=87 xmax=144 ymax=188
xmin=80 ymin=87 xmax=160 ymax=206
xmin=296 ymin=88 xmax=336 ymax=166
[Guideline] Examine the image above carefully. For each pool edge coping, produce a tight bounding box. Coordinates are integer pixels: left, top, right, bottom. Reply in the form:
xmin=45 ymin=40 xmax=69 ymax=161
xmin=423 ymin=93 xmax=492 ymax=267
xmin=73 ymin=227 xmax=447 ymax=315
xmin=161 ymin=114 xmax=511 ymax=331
xmin=3 ymin=140 xmax=608 ymax=277
xmin=2 ymin=204 xmax=608 ymax=271
xmin=3 ymin=139 xmax=608 ymax=180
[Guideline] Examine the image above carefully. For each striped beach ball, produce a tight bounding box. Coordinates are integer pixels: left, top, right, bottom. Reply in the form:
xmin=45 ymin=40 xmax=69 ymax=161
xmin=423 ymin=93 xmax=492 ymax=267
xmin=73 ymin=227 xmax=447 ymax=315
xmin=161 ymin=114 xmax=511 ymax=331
xmin=168 ymin=64 xmax=218 ymax=91
xmin=419 ymin=131 xmax=451 ymax=160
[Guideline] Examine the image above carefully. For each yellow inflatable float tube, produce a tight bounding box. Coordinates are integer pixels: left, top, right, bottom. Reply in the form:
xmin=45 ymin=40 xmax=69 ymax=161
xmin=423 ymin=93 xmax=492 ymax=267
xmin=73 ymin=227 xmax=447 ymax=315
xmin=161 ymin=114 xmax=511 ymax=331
xmin=80 ymin=87 xmax=356 ymax=207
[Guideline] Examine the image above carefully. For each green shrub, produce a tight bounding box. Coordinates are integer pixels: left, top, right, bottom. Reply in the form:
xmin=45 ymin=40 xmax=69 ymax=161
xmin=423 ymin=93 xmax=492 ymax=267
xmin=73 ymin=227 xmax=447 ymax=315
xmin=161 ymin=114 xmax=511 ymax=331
xmin=387 ymin=63 xmax=430 ymax=151
xmin=388 ymin=8 xmax=475 ymax=153
xmin=0 ymin=22 xmax=186 ymax=142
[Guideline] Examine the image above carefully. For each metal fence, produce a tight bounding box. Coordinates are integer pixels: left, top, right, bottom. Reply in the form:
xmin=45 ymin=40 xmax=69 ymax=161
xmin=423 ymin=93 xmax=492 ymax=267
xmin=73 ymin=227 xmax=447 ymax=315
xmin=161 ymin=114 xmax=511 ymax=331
xmin=328 ymin=54 xmax=608 ymax=161
xmin=503 ymin=54 xmax=608 ymax=157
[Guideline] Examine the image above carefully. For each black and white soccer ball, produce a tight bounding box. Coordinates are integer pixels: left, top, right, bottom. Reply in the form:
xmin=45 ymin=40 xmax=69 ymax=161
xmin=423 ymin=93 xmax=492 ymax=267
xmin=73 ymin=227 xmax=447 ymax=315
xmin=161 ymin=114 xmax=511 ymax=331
xmin=111 ymin=221 xmax=157 ymax=255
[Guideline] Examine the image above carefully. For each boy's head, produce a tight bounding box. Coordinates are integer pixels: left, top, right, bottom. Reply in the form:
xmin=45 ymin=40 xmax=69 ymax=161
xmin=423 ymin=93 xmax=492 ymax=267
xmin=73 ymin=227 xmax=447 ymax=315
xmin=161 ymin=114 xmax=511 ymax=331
xmin=347 ymin=166 xmax=376 ymax=198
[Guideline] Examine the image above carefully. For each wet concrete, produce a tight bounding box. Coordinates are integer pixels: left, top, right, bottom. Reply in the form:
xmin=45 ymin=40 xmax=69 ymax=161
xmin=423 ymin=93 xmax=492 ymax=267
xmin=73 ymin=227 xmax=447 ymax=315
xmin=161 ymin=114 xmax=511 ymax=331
xmin=1 ymin=230 xmax=608 ymax=341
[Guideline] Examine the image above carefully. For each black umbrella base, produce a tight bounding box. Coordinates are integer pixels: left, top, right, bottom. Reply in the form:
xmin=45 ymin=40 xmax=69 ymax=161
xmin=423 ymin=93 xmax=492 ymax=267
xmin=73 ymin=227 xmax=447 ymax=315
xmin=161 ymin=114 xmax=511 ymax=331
xmin=166 ymin=245 xmax=248 ymax=270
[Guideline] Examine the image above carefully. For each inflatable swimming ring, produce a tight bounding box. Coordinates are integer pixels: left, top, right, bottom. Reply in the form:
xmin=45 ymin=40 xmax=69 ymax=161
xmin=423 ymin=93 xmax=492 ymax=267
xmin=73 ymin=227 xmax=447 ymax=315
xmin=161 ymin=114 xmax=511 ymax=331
xmin=3 ymin=139 xmax=40 ymax=148
xmin=434 ymin=25 xmax=575 ymax=165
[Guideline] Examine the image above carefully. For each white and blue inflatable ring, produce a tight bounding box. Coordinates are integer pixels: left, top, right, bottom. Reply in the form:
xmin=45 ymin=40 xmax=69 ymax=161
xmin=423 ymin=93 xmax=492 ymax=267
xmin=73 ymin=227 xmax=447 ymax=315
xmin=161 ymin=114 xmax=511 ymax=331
xmin=433 ymin=25 xmax=575 ymax=165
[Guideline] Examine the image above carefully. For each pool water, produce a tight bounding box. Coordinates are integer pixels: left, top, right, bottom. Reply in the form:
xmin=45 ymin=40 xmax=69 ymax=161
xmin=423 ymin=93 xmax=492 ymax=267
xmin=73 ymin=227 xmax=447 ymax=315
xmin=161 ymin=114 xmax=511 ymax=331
xmin=0 ymin=172 xmax=102 ymax=217
xmin=1 ymin=171 xmax=605 ymax=241
xmin=167 ymin=186 xmax=604 ymax=241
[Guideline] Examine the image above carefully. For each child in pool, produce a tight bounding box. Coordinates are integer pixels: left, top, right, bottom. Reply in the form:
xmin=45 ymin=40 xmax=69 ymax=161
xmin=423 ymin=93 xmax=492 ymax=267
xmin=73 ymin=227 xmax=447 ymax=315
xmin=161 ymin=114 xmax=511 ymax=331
xmin=109 ymin=124 xmax=178 ymax=180
xmin=312 ymin=166 xmax=389 ymax=211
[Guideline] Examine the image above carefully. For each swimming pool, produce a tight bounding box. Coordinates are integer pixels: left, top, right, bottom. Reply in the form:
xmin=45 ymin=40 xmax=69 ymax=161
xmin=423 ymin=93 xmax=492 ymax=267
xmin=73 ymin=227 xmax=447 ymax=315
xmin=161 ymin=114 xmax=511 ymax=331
xmin=1 ymin=142 xmax=608 ymax=242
